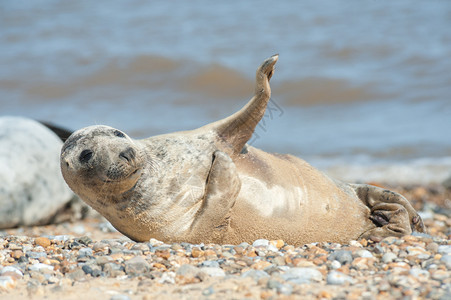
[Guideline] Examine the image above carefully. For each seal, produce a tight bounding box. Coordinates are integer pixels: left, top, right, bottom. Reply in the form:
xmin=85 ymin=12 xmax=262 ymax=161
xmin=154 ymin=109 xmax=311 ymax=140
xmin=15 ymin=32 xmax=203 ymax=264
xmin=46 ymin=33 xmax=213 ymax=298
xmin=60 ymin=55 xmax=425 ymax=245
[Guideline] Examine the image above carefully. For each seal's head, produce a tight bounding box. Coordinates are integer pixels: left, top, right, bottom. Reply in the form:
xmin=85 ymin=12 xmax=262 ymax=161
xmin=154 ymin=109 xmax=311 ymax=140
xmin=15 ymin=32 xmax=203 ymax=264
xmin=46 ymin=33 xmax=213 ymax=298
xmin=60 ymin=125 xmax=143 ymax=201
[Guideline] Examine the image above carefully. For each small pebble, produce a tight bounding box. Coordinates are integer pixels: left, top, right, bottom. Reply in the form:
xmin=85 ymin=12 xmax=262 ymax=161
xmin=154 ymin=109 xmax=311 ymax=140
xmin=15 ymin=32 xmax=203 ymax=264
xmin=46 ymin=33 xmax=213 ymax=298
xmin=241 ymin=269 xmax=269 ymax=281
xmin=34 ymin=237 xmax=51 ymax=248
xmin=125 ymin=256 xmax=149 ymax=275
xmin=437 ymin=245 xmax=451 ymax=255
xmin=0 ymin=276 xmax=15 ymax=290
xmin=328 ymin=250 xmax=353 ymax=265
xmin=253 ymin=239 xmax=269 ymax=248
xmin=199 ymin=267 xmax=225 ymax=277
xmin=28 ymin=263 xmax=54 ymax=272
xmin=281 ymin=267 xmax=323 ymax=284
xmin=355 ymin=250 xmax=373 ymax=258
xmin=382 ymin=252 xmax=397 ymax=263
xmin=110 ymin=295 xmax=131 ymax=300
xmin=327 ymin=271 xmax=355 ymax=285
xmin=78 ymin=247 xmax=94 ymax=257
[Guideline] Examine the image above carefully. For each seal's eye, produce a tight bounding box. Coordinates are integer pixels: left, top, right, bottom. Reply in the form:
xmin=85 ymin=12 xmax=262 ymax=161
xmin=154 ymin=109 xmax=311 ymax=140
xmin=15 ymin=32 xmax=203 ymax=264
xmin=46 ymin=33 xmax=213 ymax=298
xmin=79 ymin=149 xmax=93 ymax=163
xmin=113 ymin=130 xmax=126 ymax=138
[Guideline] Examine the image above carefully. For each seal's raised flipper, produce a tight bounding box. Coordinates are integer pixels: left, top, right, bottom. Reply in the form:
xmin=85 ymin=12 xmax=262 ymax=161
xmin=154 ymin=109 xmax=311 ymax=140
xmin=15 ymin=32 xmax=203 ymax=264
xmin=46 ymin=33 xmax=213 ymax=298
xmin=213 ymin=54 xmax=278 ymax=154
xmin=351 ymin=184 xmax=426 ymax=241
xmin=188 ymin=150 xmax=241 ymax=243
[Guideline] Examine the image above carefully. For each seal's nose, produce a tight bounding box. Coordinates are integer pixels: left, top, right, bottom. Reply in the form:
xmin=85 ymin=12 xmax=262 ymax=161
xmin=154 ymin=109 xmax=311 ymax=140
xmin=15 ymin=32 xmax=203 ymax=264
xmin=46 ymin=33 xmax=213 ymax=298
xmin=119 ymin=148 xmax=135 ymax=163
xmin=79 ymin=149 xmax=93 ymax=163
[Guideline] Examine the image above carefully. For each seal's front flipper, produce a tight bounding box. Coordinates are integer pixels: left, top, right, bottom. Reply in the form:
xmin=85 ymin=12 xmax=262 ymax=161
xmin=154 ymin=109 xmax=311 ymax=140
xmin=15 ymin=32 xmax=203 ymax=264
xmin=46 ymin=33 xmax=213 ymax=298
xmin=213 ymin=55 xmax=279 ymax=155
xmin=189 ymin=150 xmax=241 ymax=242
xmin=351 ymin=184 xmax=425 ymax=241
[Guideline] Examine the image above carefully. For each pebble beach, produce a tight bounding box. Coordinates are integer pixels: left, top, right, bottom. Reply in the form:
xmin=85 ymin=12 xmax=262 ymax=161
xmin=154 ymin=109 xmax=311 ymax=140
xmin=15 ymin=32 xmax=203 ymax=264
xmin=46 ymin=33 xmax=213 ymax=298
xmin=0 ymin=184 xmax=449 ymax=300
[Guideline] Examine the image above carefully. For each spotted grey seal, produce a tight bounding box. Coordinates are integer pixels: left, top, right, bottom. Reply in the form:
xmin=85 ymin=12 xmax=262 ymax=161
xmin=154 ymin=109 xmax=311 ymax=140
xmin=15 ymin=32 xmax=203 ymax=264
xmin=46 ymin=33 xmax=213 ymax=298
xmin=60 ymin=55 xmax=425 ymax=245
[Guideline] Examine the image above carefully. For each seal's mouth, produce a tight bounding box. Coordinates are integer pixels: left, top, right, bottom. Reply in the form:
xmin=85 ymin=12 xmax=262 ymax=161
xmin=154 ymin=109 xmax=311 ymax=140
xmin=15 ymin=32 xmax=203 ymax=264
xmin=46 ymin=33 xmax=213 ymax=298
xmin=102 ymin=167 xmax=141 ymax=183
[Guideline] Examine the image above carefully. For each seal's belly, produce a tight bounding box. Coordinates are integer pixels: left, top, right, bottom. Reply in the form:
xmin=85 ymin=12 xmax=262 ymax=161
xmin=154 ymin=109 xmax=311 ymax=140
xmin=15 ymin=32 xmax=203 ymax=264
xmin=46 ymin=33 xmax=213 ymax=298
xmin=230 ymin=148 xmax=373 ymax=244
xmin=238 ymin=175 xmax=305 ymax=218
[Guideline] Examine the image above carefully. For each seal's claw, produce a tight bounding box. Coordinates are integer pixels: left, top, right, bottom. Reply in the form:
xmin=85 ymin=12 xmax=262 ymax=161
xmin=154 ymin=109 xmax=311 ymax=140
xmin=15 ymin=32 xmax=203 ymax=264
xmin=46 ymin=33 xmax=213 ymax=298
xmin=258 ymin=54 xmax=279 ymax=80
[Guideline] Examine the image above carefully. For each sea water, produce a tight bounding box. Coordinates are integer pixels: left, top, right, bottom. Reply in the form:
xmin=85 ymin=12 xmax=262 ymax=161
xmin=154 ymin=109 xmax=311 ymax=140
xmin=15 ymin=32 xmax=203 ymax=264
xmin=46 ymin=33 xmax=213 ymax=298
xmin=1 ymin=0 xmax=450 ymax=184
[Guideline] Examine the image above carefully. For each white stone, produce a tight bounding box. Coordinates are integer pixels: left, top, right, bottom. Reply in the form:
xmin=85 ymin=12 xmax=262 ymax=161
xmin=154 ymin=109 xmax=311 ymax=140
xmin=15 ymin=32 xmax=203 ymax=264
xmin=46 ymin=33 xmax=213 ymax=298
xmin=281 ymin=267 xmax=323 ymax=284
xmin=199 ymin=267 xmax=225 ymax=277
xmin=0 ymin=117 xmax=73 ymax=228
xmin=327 ymin=271 xmax=355 ymax=285
xmin=438 ymin=245 xmax=451 ymax=255
xmin=330 ymin=260 xmax=341 ymax=270
xmin=28 ymin=263 xmax=54 ymax=272
xmin=0 ymin=266 xmax=23 ymax=278
xmin=0 ymin=276 xmax=15 ymax=290
xmin=252 ymin=239 xmax=269 ymax=247
xmin=356 ymin=250 xmax=373 ymax=258
xmin=382 ymin=252 xmax=397 ymax=264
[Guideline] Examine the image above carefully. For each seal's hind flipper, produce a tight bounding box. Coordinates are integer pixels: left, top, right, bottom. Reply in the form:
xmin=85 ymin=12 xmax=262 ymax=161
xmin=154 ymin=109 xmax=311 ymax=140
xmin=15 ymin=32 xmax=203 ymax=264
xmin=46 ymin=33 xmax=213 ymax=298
xmin=213 ymin=54 xmax=278 ymax=155
xmin=188 ymin=150 xmax=241 ymax=243
xmin=351 ymin=184 xmax=426 ymax=241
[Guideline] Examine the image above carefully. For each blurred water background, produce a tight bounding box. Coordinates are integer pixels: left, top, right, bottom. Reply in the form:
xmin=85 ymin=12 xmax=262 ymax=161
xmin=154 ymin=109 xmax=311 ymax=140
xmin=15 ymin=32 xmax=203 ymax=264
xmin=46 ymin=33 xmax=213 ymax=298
xmin=1 ymin=0 xmax=450 ymax=184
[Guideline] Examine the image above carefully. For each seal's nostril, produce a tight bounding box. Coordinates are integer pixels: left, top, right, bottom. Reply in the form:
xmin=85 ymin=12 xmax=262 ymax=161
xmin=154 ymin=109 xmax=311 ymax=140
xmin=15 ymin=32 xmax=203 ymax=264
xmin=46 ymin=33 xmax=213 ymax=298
xmin=79 ymin=149 xmax=93 ymax=163
xmin=119 ymin=148 xmax=135 ymax=163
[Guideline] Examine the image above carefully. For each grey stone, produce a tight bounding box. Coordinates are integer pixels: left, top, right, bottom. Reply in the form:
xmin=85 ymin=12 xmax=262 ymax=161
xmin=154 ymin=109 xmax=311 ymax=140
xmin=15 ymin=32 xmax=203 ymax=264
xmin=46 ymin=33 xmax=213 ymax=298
xmin=95 ymin=256 xmax=113 ymax=266
xmin=327 ymin=271 xmax=355 ymax=285
xmin=0 ymin=117 xmax=73 ymax=229
xmin=328 ymin=250 xmax=353 ymax=265
xmin=65 ymin=268 xmax=86 ymax=281
xmin=281 ymin=267 xmax=323 ymax=284
xmin=266 ymin=279 xmax=292 ymax=294
xmin=440 ymin=255 xmax=451 ymax=269
xmin=26 ymin=252 xmax=47 ymax=259
xmin=267 ymin=279 xmax=282 ymax=290
xmin=78 ymin=247 xmax=94 ymax=257
xmin=438 ymin=245 xmax=451 ymax=255
xmin=176 ymin=264 xmax=200 ymax=277
xmin=81 ymin=264 xmax=101 ymax=277
xmin=199 ymin=260 xmax=220 ymax=268
xmin=241 ymin=269 xmax=269 ymax=281
xmin=103 ymin=263 xmax=125 ymax=277
xmin=124 ymin=256 xmax=149 ymax=275
xmin=76 ymin=236 xmax=92 ymax=246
